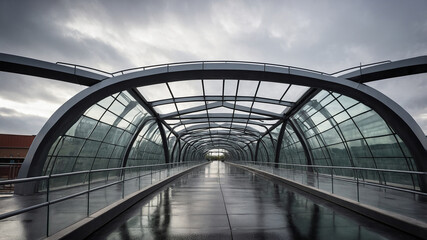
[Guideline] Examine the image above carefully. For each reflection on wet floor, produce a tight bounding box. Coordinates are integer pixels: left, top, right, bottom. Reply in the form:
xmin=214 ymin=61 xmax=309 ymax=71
xmin=87 ymin=162 xmax=419 ymax=240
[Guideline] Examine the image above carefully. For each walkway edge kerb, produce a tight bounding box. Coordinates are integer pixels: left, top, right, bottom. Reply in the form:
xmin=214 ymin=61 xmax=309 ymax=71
xmin=46 ymin=163 xmax=208 ymax=240
xmin=227 ymin=162 xmax=427 ymax=239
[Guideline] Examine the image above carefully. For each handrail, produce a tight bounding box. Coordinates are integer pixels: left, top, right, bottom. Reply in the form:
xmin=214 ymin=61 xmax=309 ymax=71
xmin=330 ymin=60 xmax=392 ymax=76
xmin=0 ymin=161 xmax=202 ymax=225
xmin=239 ymin=161 xmax=427 ymax=175
xmin=56 ymin=62 xmax=114 ymax=77
xmin=55 ymin=59 xmax=399 ymax=83
xmin=110 ymin=60 xmax=329 ymax=76
xmin=237 ymin=161 xmax=427 ymax=196
xmin=238 ymin=161 xmax=427 ymax=174
xmin=0 ymin=161 xmax=197 ymax=185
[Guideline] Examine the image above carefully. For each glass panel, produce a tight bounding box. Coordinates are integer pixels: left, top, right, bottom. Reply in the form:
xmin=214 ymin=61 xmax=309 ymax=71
xmin=176 ymin=101 xmax=205 ymax=111
xmin=137 ymin=83 xmax=172 ymax=102
xmin=154 ymin=103 xmax=176 ymax=115
xmin=84 ymin=104 xmax=106 ymax=120
xmin=100 ymin=111 xmax=119 ymax=125
xmin=252 ymin=102 xmax=287 ymax=114
xmin=282 ymin=85 xmax=309 ymax=102
xmin=97 ymin=143 xmax=115 ymax=158
xmin=347 ymin=139 xmax=372 ymax=158
xmin=256 ymin=81 xmax=289 ymax=99
xmin=353 ymin=110 xmax=392 ymax=137
xmin=57 ymin=137 xmax=85 ymax=157
xmin=237 ymin=80 xmax=259 ymax=96
xmin=108 ymin=100 xmax=126 ymax=116
xmin=169 ymin=80 xmax=203 ymax=98
xmin=204 ymin=79 xmax=223 ymax=95
xmin=347 ymin=103 xmax=370 ymax=117
xmin=89 ymin=122 xmax=111 ymax=141
xmin=65 ymin=116 xmax=97 ymax=139
xmin=366 ymin=135 xmax=404 ymax=158
xmin=339 ymin=119 xmax=362 ymax=141
xmin=224 ymin=80 xmax=238 ymax=95
xmin=79 ymin=140 xmax=101 ymax=157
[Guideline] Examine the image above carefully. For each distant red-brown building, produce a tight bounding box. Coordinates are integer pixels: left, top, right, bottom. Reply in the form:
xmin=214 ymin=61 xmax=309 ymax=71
xmin=0 ymin=134 xmax=35 ymax=163
xmin=0 ymin=134 xmax=35 ymax=179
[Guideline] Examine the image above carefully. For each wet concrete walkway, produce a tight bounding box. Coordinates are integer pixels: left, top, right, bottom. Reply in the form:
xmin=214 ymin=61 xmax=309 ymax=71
xmin=87 ymin=161 xmax=419 ymax=240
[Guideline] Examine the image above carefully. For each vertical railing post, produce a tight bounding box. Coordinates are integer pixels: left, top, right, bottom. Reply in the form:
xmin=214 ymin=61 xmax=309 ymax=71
xmin=331 ymin=167 xmax=334 ymax=194
xmin=46 ymin=175 xmax=50 ymax=237
xmin=122 ymin=168 xmax=125 ymax=199
xmin=87 ymin=170 xmax=91 ymax=216
xmin=138 ymin=167 xmax=141 ymax=190
xmin=357 ymin=169 xmax=360 ymax=202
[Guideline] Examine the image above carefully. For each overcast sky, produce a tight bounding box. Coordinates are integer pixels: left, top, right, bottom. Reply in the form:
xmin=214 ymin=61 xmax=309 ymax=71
xmin=0 ymin=0 xmax=426 ymax=135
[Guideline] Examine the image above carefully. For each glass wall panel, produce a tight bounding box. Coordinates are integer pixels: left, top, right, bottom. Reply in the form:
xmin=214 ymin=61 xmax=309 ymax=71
xmin=291 ymin=90 xmax=417 ymax=189
xmin=279 ymin=124 xmax=307 ymax=169
xmin=44 ymin=91 xmax=151 ymax=187
xmin=258 ymin=129 xmax=277 ymax=162
xmin=127 ymin=121 xmax=165 ymax=166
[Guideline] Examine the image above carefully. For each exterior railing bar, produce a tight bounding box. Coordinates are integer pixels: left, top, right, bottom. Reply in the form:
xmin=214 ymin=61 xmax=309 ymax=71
xmin=237 ymin=161 xmax=427 ymax=196
xmin=110 ymin=60 xmax=329 ymax=76
xmin=0 ymin=161 xmax=201 ymax=225
xmin=0 ymin=202 xmax=49 ymax=220
xmin=330 ymin=60 xmax=392 ymax=76
xmin=55 ymin=62 xmax=114 ymax=77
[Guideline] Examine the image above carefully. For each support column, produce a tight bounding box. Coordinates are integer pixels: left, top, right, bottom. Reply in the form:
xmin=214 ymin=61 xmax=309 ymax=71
xmin=274 ymin=121 xmax=287 ymax=168
xmin=289 ymin=119 xmax=314 ymax=172
xmin=157 ymin=119 xmax=170 ymax=164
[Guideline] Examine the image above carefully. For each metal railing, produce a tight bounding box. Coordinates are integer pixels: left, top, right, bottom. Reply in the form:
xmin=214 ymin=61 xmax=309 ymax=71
xmin=56 ymin=59 xmax=398 ymax=83
xmin=0 ymin=163 xmax=22 ymax=181
xmin=0 ymin=161 xmax=203 ymax=238
xmin=233 ymin=161 xmax=427 ymax=222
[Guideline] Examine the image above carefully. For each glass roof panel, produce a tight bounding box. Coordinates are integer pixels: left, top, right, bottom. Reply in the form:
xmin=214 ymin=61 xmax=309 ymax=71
xmin=231 ymin=122 xmax=247 ymax=128
xmin=224 ymin=80 xmax=238 ymax=96
xmin=182 ymin=109 xmax=207 ymax=116
xmin=204 ymin=80 xmax=223 ymax=96
xmin=257 ymin=82 xmax=289 ymax=100
xmin=174 ymin=125 xmax=186 ymax=132
xmin=208 ymin=107 xmax=234 ymax=114
xmin=165 ymin=119 xmax=180 ymax=124
xmin=238 ymin=80 xmax=259 ymax=96
xmin=257 ymin=119 xmax=278 ymax=125
xmin=252 ymin=102 xmax=288 ymax=114
xmin=137 ymin=83 xmax=172 ymax=102
xmin=282 ymin=85 xmax=309 ymax=102
xmin=184 ymin=123 xmax=203 ymax=129
xmin=169 ymin=80 xmax=203 ymax=98
xmin=176 ymin=101 xmax=206 ymax=112
xmin=234 ymin=101 xmax=253 ymax=108
xmin=250 ymin=125 xmax=269 ymax=132
xmin=212 ymin=122 xmax=231 ymax=127
xmin=247 ymin=123 xmax=270 ymax=130
xmin=154 ymin=103 xmax=176 ymax=114
xmin=232 ymin=110 xmax=250 ymax=117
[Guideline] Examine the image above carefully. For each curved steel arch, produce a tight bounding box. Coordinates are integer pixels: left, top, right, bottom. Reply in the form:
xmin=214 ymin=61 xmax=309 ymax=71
xmin=180 ymin=129 xmax=260 ymax=141
xmin=12 ymin=59 xmax=426 ymax=181
xmin=189 ymin=137 xmax=252 ymax=152
xmin=173 ymin=118 xmax=273 ymax=128
xmin=175 ymin=124 xmax=266 ymax=137
xmin=196 ymin=142 xmax=246 ymax=159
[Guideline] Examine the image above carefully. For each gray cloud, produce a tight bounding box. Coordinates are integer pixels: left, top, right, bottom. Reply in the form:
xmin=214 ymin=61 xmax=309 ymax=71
xmin=0 ymin=107 xmax=47 ymax=134
xmin=0 ymin=0 xmax=426 ymax=134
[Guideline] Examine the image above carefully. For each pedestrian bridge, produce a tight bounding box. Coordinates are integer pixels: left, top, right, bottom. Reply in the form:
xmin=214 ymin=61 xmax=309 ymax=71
xmin=0 ymin=53 xmax=426 ymax=239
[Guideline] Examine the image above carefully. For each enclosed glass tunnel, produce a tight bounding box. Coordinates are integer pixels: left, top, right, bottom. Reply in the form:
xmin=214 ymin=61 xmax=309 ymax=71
xmin=1 ymin=54 xmax=425 ymax=193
